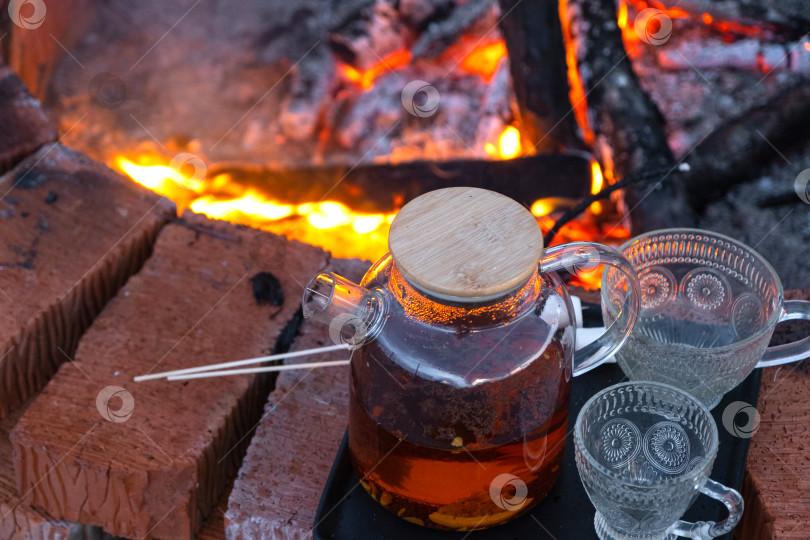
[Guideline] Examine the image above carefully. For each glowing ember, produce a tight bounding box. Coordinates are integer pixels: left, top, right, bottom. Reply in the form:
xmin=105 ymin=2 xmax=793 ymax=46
xmin=460 ymin=40 xmax=508 ymax=81
xmin=485 ymin=126 xmax=522 ymax=159
xmin=498 ymin=126 xmax=522 ymax=159
xmin=537 ymin=209 xmax=631 ymax=289
xmin=352 ymin=215 xmax=387 ymax=234
xmin=530 ymin=199 xmax=555 ymax=217
xmin=618 ymin=1 xmax=629 ymax=30
xmin=620 ymin=0 xmax=773 ymax=47
xmin=339 ymin=39 xmax=508 ymax=91
xmin=341 ymin=50 xmax=412 ymax=90
xmin=530 ymin=162 xmax=606 ymax=218
xmin=590 ymin=161 xmax=604 ymax=214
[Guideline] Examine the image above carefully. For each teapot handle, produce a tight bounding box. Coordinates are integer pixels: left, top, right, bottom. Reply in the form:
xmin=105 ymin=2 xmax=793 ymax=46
xmin=541 ymin=243 xmax=641 ymax=377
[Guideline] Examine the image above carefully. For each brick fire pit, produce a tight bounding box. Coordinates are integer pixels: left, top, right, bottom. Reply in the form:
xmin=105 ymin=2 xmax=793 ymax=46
xmin=0 ymin=61 xmax=807 ymax=539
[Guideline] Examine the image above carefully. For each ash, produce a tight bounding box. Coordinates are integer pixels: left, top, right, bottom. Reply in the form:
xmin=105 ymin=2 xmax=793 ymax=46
xmin=44 ymin=0 xmax=514 ymax=168
xmin=698 ymin=148 xmax=810 ymax=289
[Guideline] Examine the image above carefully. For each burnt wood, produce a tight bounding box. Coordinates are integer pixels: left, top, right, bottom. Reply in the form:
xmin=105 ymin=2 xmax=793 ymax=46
xmin=675 ymin=0 xmax=808 ymax=37
xmin=575 ymin=0 xmax=696 ymax=234
xmin=497 ymin=0 xmax=581 ymax=152
xmin=210 ymin=152 xmax=594 ymax=214
xmin=682 ymin=81 xmax=810 ymax=210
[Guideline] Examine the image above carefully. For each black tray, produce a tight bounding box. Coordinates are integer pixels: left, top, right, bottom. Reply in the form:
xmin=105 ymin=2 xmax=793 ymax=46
xmin=313 ymin=318 xmax=762 ymax=539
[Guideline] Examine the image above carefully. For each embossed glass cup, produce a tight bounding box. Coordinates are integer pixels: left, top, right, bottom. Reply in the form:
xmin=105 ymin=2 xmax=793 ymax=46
xmin=574 ymin=382 xmax=743 ymax=540
xmin=602 ymin=229 xmax=810 ymax=409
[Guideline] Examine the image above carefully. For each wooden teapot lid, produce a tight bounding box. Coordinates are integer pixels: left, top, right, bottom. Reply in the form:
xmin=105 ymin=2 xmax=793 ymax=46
xmin=389 ymin=187 xmax=543 ymax=302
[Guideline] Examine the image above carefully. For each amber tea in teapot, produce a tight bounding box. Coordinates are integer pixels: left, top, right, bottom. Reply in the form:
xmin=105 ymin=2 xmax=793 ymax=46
xmin=303 ymin=188 xmax=641 ymax=530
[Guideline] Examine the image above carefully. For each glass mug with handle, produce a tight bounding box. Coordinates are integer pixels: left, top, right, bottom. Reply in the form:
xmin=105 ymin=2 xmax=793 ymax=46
xmin=575 ymin=381 xmax=743 ymax=540
xmin=602 ymin=229 xmax=810 ymax=409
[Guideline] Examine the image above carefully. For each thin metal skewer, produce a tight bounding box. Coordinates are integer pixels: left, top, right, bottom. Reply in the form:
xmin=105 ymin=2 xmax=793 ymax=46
xmin=133 ymin=343 xmax=351 ymax=382
xmin=166 ymin=359 xmax=351 ymax=381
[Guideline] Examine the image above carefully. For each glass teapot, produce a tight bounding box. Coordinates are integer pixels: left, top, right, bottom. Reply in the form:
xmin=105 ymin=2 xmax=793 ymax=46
xmin=303 ymin=187 xmax=641 ymax=530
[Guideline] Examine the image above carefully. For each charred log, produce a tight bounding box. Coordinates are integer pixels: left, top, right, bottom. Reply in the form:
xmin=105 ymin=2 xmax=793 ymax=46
xmin=210 ymin=152 xmax=593 ymax=213
xmin=675 ymin=0 xmax=809 ymax=37
xmin=497 ymin=0 xmax=582 ymax=152
xmin=573 ymin=0 xmax=696 ymax=233
xmin=682 ymin=81 xmax=810 ymax=210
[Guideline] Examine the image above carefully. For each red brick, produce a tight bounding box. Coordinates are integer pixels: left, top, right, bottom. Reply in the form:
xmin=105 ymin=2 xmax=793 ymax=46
xmin=197 ymin=484 xmax=231 ymax=540
xmin=10 ymin=214 xmax=329 ymax=539
xmin=739 ymin=289 xmax=810 ymax=540
xmin=0 ymin=143 xmax=173 ymax=416
xmin=0 ymin=401 xmax=74 ymax=539
xmin=1 ymin=403 xmax=229 ymax=540
xmin=225 ymin=258 xmax=369 ymax=539
xmin=0 ymin=62 xmax=57 ymax=172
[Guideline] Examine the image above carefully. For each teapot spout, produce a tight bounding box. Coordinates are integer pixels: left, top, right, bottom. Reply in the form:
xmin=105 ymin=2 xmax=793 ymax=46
xmin=303 ymin=272 xmax=368 ymax=323
xmin=302 ymin=272 xmax=385 ymax=347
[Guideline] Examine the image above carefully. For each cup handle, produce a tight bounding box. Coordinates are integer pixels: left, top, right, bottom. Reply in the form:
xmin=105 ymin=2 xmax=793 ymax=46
xmin=756 ymin=300 xmax=810 ymax=368
xmin=669 ymin=479 xmax=744 ymax=539
xmin=540 ymin=242 xmax=641 ymax=377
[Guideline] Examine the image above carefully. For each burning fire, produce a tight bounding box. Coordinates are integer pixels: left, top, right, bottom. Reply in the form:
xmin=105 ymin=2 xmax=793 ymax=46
xmin=589 ymin=160 xmax=604 ymax=214
xmin=114 ymin=151 xmax=625 ymax=290
xmin=558 ymin=0 xmax=595 ymax=145
xmin=339 ymin=40 xmax=508 ymax=90
xmin=460 ymin=40 xmax=509 ymax=82
xmin=115 ymin=155 xmax=396 ymax=259
xmin=341 ymin=50 xmax=412 ymax=90
xmin=113 ymin=25 xmax=627 ymax=289
xmin=619 ymin=0 xmax=774 ymax=53
xmin=485 ymin=126 xmax=522 ymax=160
xmin=336 ymin=38 xmax=517 ymax=158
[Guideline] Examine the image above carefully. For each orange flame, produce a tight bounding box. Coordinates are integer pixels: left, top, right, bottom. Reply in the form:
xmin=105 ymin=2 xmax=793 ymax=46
xmin=620 ymin=0 xmax=771 ymax=46
xmin=115 ymin=152 xmax=628 ymax=286
xmin=618 ymin=1 xmax=629 ymax=29
xmin=114 ymin=155 xmax=396 ymax=259
xmin=485 ymin=126 xmax=522 ymax=159
xmin=341 ymin=50 xmax=412 ymax=90
xmin=558 ymin=0 xmax=595 ymax=145
xmin=460 ymin=40 xmax=508 ymax=81
xmin=339 ymin=40 xmax=508 ymax=90
xmin=590 ymin=160 xmax=604 ymax=214
xmin=530 ymin=200 xmax=552 ymax=217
